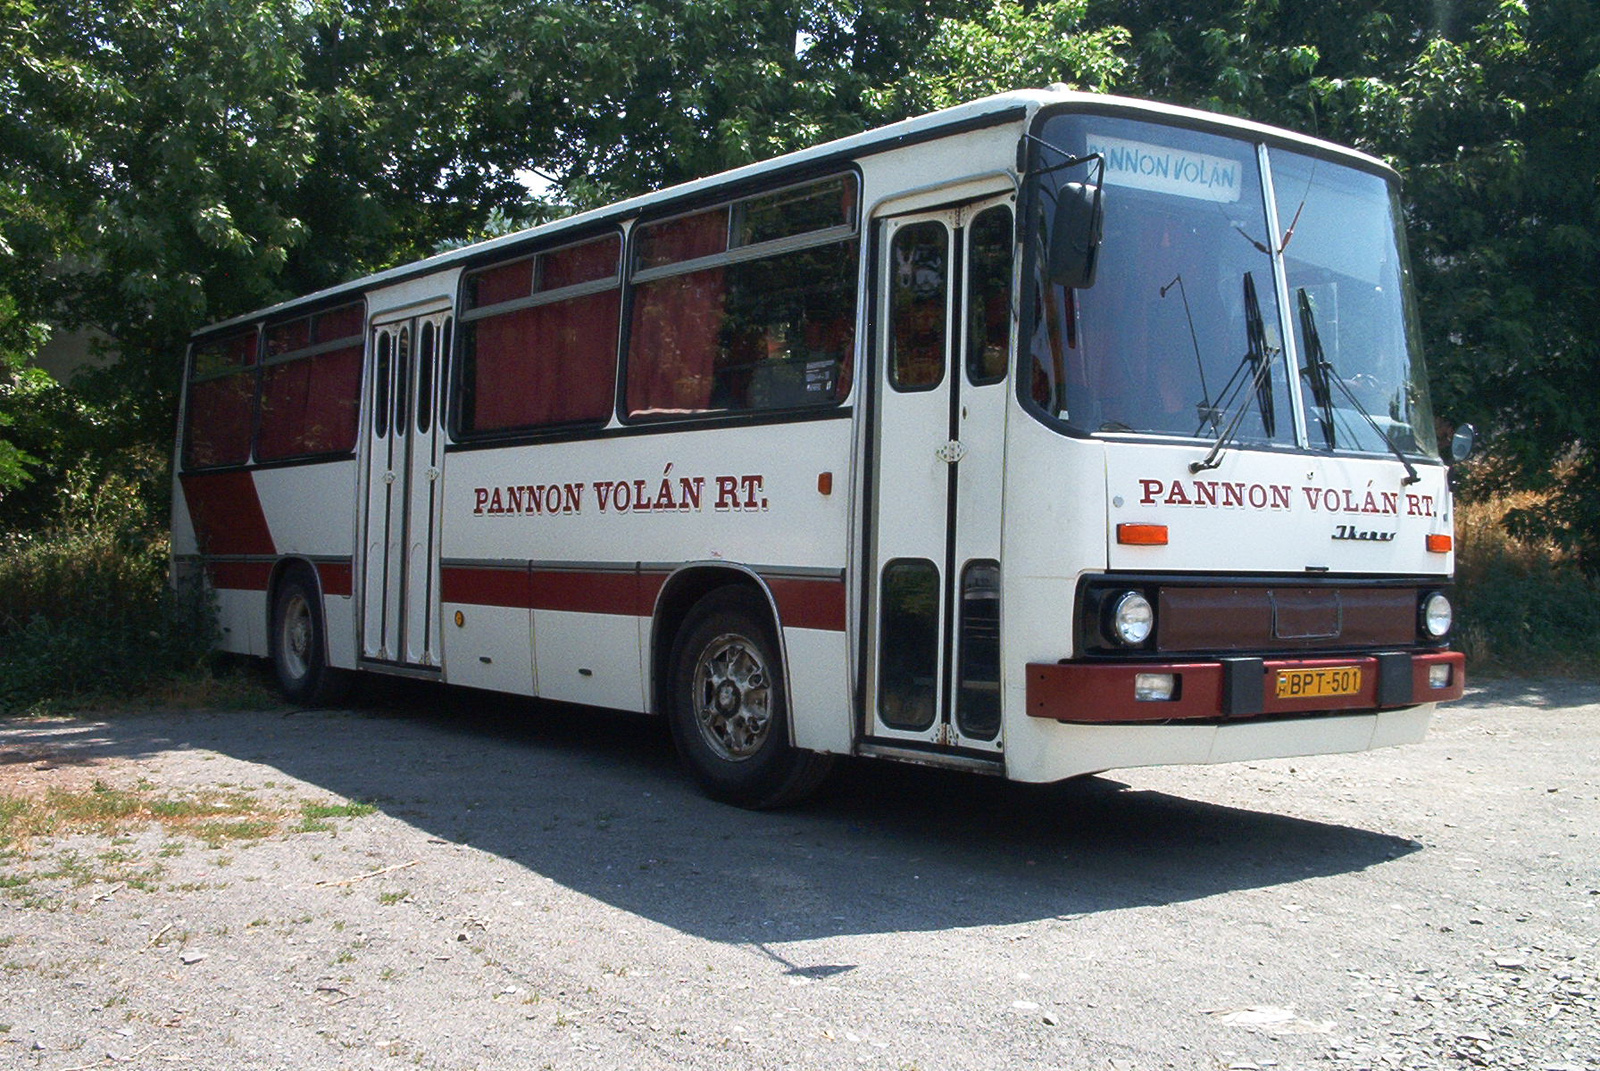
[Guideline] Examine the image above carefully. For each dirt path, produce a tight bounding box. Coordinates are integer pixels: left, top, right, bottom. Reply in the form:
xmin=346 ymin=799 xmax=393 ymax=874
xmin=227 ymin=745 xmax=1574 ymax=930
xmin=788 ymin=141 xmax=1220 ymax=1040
xmin=1 ymin=678 xmax=1596 ymax=1070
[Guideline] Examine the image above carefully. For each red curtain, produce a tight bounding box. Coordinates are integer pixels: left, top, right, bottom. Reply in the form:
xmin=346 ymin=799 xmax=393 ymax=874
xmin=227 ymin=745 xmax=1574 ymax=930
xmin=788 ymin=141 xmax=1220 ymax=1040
xmin=256 ymin=344 xmax=363 ymax=460
xmin=184 ymin=372 xmax=254 ymax=468
xmin=468 ymin=289 xmax=621 ymax=431
xmin=626 ymin=267 xmax=727 ymax=415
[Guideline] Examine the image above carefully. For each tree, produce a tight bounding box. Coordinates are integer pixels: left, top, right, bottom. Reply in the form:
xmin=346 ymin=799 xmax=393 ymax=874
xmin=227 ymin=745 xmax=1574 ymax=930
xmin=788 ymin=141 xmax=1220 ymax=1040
xmin=0 ymin=0 xmax=577 ymax=525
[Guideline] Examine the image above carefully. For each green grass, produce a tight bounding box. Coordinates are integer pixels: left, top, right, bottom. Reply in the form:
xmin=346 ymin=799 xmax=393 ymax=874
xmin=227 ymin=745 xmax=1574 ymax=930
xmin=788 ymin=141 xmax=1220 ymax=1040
xmin=293 ymin=799 xmax=378 ymax=835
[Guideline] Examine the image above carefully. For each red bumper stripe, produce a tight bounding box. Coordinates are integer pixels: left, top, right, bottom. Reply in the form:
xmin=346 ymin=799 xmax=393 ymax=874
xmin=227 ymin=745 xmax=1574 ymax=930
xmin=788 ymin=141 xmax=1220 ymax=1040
xmin=1027 ymin=651 xmax=1465 ymax=723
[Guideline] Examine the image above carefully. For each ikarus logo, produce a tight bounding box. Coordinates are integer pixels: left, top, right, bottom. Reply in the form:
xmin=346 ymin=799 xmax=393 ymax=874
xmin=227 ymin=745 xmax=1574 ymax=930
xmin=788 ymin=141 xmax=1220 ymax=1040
xmin=1331 ymin=524 xmax=1396 ymax=543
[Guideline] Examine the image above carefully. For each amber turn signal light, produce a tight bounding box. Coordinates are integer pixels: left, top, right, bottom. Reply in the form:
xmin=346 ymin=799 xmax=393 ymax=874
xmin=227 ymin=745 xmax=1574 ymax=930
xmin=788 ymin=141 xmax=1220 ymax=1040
xmin=1117 ymin=523 xmax=1169 ymax=546
xmin=1426 ymin=533 xmax=1453 ymax=553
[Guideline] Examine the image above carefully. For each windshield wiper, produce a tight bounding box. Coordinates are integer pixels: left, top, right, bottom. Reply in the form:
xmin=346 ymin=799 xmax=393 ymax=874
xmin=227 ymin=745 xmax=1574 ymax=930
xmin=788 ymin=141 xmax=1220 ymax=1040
xmin=1298 ymin=289 xmax=1338 ymax=450
xmin=1190 ymin=273 xmax=1277 ymax=474
xmin=1296 ymin=288 xmax=1421 ymax=485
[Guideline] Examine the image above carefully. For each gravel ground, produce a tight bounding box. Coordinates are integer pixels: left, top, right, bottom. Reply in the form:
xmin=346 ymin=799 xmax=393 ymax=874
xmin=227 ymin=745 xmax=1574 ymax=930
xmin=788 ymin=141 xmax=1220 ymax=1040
xmin=0 ymin=676 xmax=1596 ymax=1071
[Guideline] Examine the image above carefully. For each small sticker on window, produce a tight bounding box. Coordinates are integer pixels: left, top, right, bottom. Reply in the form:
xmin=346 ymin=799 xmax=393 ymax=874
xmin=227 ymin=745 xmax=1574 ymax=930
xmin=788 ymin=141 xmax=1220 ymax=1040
xmin=805 ymin=360 xmax=836 ymax=393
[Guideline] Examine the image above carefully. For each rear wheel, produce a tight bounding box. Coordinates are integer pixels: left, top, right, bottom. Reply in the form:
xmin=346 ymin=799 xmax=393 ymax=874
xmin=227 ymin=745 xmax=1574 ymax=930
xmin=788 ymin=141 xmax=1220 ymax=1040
xmin=271 ymin=568 xmax=352 ymax=706
xmin=668 ymin=586 xmax=833 ymax=808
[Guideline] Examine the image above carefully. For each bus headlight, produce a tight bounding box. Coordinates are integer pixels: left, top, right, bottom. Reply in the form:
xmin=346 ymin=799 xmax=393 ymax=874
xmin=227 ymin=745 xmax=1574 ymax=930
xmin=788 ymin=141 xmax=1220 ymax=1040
xmin=1421 ymin=592 xmax=1453 ymax=639
xmin=1109 ymin=591 xmax=1154 ymax=646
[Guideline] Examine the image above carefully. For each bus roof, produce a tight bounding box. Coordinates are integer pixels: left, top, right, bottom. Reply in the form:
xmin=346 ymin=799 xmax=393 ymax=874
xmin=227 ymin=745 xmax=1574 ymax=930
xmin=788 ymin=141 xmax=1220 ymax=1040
xmin=194 ymin=89 xmax=1396 ymax=338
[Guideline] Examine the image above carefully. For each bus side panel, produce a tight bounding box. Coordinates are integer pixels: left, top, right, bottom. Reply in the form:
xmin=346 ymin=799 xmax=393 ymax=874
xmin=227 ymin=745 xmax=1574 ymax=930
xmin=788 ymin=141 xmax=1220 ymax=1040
xmin=214 ymin=589 xmax=268 ymax=657
xmin=254 ymin=461 xmax=361 ymax=670
xmin=253 ymin=462 xmax=359 ymax=557
xmin=440 ymin=602 xmax=535 ymax=696
xmin=783 ymin=628 xmax=853 ymax=754
xmin=995 ymin=409 xmax=1112 ymax=783
xmin=438 ymin=420 xmax=854 ymax=732
xmin=533 ymin=610 xmax=646 ymax=711
xmin=323 ymin=595 xmax=357 ymax=671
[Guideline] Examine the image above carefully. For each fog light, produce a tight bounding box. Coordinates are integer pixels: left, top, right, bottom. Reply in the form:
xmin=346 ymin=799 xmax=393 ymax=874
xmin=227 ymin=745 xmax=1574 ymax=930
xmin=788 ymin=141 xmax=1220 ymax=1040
xmin=1428 ymin=663 xmax=1452 ymax=689
xmin=1134 ymin=672 xmax=1176 ymax=701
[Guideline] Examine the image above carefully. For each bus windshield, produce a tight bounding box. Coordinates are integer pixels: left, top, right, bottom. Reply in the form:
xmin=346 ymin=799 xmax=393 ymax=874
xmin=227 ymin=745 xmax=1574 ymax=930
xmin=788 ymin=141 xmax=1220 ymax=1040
xmin=1025 ymin=112 xmax=1439 ymax=460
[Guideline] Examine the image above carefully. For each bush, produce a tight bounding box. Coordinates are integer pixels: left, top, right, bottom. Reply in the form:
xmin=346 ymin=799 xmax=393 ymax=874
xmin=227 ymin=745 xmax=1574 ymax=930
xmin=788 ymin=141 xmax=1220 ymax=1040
xmin=0 ymin=470 xmax=218 ymax=713
xmin=1453 ymin=483 xmax=1600 ymax=674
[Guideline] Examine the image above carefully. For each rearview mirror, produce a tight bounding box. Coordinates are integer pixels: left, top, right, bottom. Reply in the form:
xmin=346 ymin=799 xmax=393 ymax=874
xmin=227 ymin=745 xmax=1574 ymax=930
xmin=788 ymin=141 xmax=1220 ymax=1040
xmin=1449 ymin=423 xmax=1476 ymax=463
xmin=1047 ymin=182 xmax=1104 ymax=290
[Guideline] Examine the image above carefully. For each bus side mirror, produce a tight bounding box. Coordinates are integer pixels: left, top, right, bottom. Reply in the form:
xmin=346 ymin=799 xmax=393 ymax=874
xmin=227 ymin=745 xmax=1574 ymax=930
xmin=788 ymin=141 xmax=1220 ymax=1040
xmin=1048 ymin=182 xmax=1103 ymax=290
xmin=1449 ymin=423 xmax=1476 ymax=463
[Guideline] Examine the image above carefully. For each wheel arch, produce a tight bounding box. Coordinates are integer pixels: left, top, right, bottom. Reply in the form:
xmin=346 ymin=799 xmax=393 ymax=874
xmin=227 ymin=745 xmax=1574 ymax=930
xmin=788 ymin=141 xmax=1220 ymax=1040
xmin=648 ymin=563 xmax=792 ymax=734
xmin=267 ymin=556 xmax=328 ymax=660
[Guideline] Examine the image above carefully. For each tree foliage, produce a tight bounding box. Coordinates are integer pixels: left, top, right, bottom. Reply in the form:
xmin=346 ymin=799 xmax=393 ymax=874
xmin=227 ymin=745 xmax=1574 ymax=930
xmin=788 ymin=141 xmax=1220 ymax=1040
xmin=1 ymin=0 xmax=1597 ymax=565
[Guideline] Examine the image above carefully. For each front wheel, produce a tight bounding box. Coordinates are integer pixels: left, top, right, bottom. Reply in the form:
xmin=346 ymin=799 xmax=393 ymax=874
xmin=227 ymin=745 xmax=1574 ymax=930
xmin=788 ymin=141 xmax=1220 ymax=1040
xmin=668 ymin=587 xmax=833 ymax=809
xmin=271 ymin=568 xmax=352 ymax=706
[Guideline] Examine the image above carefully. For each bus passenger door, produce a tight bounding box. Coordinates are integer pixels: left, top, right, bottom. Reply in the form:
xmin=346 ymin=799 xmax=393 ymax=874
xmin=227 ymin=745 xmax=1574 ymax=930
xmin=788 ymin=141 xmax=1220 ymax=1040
xmin=868 ymin=196 xmax=1014 ymax=757
xmin=361 ymin=309 xmax=450 ymax=669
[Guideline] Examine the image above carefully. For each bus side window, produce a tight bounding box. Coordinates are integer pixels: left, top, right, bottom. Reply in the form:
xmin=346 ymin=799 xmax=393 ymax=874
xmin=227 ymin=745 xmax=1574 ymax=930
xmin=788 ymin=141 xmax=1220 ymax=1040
xmin=416 ymin=321 xmax=435 ymax=434
xmin=373 ymin=332 xmax=391 ymax=439
xmin=966 ymin=206 xmax=1013 ymax=385
xmin=183 ymin=328 xmax=257 ymax=469
xmin=626 ymin=175 xmax=859 ymax=418
xmin=878 ymin=558 xmax=940 ymax=731
xmin=888 ymin=221 xmax=947 ymax=391
xmin=458 ymin=234 xmax=621 ymax=436
xmin=394 ymin=326 xmax=411 ymax=434
xmin=258 ymin=302 xmax=364 ymax=461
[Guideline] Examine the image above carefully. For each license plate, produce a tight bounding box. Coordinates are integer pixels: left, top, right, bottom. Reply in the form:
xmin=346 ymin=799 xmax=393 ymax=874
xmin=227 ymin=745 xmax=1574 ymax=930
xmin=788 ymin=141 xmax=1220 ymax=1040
xmin=1274 ymin=665 xmax=1362 ymax=699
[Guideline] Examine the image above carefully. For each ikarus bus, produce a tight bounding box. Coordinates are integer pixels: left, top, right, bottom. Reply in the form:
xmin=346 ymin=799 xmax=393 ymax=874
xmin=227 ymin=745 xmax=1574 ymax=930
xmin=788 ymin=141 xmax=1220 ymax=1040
xmin=172 ymin=89 xmax=1466 ymax=808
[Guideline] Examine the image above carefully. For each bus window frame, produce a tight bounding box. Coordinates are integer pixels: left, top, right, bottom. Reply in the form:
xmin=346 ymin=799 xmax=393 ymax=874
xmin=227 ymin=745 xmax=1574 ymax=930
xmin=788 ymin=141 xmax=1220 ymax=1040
xmin=449 ymin=225 xmax=627 ymax=445
xmin=617 ymin=169 xmax=863 ymax=428
xmin=251 ymin=298 xmax=368 ymax=467
xmin=180 ymin=325 xmax=262 ymax=473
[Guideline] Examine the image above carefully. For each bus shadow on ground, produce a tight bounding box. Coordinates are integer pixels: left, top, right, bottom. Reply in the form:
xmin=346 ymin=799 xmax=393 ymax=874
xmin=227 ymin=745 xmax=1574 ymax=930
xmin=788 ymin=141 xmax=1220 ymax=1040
xmin=6 ymin=679 xmax=1419 ymax=944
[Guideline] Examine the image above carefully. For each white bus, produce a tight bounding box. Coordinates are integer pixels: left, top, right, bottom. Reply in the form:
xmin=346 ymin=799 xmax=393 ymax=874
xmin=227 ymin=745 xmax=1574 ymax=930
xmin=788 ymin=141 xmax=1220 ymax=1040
xmin=172 ymin=89 xmax=1465 ymax=807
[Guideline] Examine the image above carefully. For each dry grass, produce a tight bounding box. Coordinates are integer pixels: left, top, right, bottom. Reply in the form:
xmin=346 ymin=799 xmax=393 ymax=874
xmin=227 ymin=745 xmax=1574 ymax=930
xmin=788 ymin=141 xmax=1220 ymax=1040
xmin=0 ymin=778 xmax=381 ymax=904
xmin=0 ymin=780 xmax=283 ymax=857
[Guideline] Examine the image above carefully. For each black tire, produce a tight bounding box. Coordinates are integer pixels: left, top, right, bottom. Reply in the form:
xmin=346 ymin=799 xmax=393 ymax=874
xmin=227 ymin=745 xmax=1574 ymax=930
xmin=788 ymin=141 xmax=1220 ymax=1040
xmin=271 ymin=567 xmax=353 ymax=706
xmin=667 ymin=586 xmax=834 ymax=809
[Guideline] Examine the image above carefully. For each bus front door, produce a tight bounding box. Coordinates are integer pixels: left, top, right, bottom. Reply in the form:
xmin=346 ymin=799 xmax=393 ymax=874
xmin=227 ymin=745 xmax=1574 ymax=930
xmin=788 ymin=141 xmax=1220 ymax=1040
xmin=868 ymin=195 xmax=1014 ymax=758
xmin=361 ymin=310 xmax=451 ymax=669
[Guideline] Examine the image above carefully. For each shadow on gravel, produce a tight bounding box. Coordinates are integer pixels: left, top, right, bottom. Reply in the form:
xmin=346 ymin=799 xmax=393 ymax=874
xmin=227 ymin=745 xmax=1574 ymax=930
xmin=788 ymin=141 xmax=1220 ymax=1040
xmin=5 ymin=679 xmax=1421 ymax=946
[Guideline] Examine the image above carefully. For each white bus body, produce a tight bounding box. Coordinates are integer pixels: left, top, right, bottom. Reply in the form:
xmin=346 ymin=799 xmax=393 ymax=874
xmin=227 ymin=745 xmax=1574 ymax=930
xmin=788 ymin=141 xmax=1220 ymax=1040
xmin=172 ymin=90 xmax=1464 ymax=806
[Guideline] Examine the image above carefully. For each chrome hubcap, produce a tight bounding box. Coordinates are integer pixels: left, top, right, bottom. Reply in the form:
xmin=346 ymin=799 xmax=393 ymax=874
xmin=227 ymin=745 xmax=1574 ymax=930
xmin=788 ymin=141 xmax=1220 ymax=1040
xmin=692 ymin=634 xmax=772 ymax=761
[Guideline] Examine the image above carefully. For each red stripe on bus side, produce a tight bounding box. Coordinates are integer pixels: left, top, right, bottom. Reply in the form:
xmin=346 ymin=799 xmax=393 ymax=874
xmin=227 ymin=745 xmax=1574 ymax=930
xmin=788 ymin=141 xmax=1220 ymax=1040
xmin=529 ymin=570 xmax=648 ymax=615
xmin=440 ymin=565 xmax=846 ymax=632
xmin=440 ymin=565 xmax=533 ymax=609
xmin=765 ymin=576 xmax=847 ymax=632
xmin=316 ymin=561 xmax=354 ymax=597
xmin=208 ymin=560 xmax=272 ymax=591
xmin=180 ymin=471 xmax=275 ymax=556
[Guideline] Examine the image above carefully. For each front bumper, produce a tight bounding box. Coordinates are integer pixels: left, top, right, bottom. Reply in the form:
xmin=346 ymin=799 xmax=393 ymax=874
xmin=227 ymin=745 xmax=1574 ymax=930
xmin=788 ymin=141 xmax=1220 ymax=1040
xmin=1026 ymin=650 xmax=1464 ymax=723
